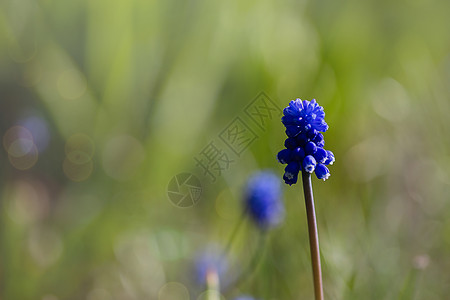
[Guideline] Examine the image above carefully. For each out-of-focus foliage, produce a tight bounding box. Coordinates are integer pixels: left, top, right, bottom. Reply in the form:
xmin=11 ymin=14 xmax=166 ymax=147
xmin=1 ymin=0 xmax=450 ymax=299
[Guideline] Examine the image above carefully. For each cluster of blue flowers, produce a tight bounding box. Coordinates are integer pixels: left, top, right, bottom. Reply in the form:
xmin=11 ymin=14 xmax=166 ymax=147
xmin=244 ymin=171 xmax=284 ymax=229
xmin=277 ymin=99 xmax=335 ymax=185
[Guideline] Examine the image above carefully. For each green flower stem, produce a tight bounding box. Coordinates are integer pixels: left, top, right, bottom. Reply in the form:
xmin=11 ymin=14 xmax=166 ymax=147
xmin=301 ymin=171 xmax=324 ymax=300
xmin=225 ymin=232 xmax=268 ymax=295
xmin=223 ymin=208 xmax=247 ymax=258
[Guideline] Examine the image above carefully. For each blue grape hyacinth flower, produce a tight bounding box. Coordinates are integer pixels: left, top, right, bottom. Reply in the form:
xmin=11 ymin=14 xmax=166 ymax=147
xmin=277 ymin=99 xmax=335 ymax=185
xmin=194 ymin=246 xmax=228 ymax=286
xmin=244 ymin=171 xmax=285 ymax=229
xmin=233 ymin=296 xmax=259 ymax=300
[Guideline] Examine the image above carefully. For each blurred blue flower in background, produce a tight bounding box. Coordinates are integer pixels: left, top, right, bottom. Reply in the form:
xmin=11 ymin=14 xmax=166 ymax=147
xmin=233 ymin=296 xmax=259 ymax=300
xmin=194 ymin=246 xmax=228 ymax=286
xmin=244 ymin=171 xmax=284 ymax=229
xmin=278 ymin=99 xmax=335 ymax=185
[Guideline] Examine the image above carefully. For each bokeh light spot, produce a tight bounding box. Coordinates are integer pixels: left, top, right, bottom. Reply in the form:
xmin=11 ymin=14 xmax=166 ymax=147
xmin=345 ymin=136 xmax=390 ymax=182
xmin=28 ymin=227 xmax=63 ymax=267
xmin=158 ymin=282 xmax=190 ymax=300
xmin=102 ymin=135 xmax=145 ymax=181
xmin=63 ymin=157 xmax=93 ymax=182
xmin=3 ymin=126 xmax=39 ymax=170
xmin=114 ymin=232 xmax=166 ymax=296
xmin=371 ymin=78 xmax=411 ymax=122
xmin=3 ymin=125 xmax=33 ymax=151
xmin=66 ymin=150 xmax=92 ymax=164
xmin=149 ymin=230 xmax=189 ymax=261
xmin=8 ymin=41 xmax=37 ymax=63
xmin=65 ymin=133 xmax=95 ymax=159
xmin=8 ymin=138 xmax=34 ymax=157
xmin=7 ymin=179 xmax=50 ymax=225
xmin=63 ymin=134 xmax=95 ymax=181
xmin=8 ymin=143 xmax=38 ymax=170
xmin=413 ymin=254 xmax=430 ymax=270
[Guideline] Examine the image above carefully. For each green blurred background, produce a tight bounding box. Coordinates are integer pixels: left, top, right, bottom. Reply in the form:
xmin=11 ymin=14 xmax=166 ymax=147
xmin=1 ymin=0 xmax=450 ymax=299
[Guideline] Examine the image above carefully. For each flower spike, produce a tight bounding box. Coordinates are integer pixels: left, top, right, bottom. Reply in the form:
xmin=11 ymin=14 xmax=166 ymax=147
xmin=277 ymin=98 xmax=334 ymax=183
